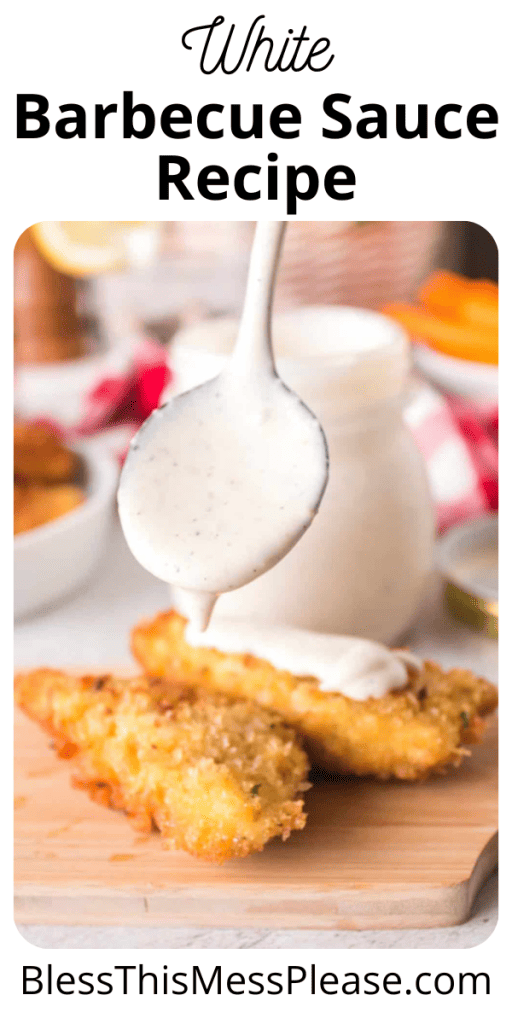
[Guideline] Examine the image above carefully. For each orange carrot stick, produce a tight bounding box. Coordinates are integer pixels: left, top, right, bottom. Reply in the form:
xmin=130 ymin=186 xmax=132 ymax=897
xmin=382 ymin=302 xmax=498 ymax=365
xmin=419 ymin=272 xmax=498 ymax=328
xmin=418 ymin=271 xmax=470 ymax=313
xmin=460 ymin=292 xmax=498 ymax=330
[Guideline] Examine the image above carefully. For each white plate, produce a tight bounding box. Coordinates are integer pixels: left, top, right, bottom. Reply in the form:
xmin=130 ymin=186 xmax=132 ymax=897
xmin=14 ymin=442 xmax=119 ymax=619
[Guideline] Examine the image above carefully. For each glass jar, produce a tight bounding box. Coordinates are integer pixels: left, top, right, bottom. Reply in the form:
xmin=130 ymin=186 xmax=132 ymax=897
xmin=168 ymin=306 xmax=435 ymax=643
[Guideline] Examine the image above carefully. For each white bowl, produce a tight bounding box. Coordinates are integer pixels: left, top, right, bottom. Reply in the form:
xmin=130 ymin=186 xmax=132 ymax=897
xmin=14 ymin=442 xmax=118 ymax=619
xmin=412 ymin=341 xmax=498 ymax=401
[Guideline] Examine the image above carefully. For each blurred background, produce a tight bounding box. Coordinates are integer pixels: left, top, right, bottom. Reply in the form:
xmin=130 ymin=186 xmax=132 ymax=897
xmin=14 ymin=220 xmax=497 ymax=366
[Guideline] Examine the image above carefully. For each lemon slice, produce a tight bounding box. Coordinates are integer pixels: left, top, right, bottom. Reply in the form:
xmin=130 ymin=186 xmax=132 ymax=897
xmin=30 ymin=221 xmax=158 ymax=277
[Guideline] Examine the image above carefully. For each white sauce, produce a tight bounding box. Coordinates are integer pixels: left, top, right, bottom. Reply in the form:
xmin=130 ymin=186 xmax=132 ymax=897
xmin=118 ymin=371 xmax=327 ymax=628
xmin=186 ymin=619 xmax=422 ymax=701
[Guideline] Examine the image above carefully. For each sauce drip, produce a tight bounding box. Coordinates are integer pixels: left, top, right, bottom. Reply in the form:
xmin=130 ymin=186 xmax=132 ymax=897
xmin=186 ymin=619 xmax=422 ymax=701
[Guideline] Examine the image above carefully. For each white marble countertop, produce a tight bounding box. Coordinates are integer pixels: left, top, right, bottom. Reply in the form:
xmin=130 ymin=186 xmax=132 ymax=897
xmin=15 ymin=519 xmax=498 ymax=950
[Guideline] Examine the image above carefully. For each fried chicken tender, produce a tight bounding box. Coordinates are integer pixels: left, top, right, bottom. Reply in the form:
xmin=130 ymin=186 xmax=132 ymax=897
xmin=14 ymin=421 xmax=79 ymax=484
xmin=14 ymin=482 xmax=84 ymax=535
xmin=132 ymin=611 xmax=498 ymax=781
xmin=14 ymin=669 xmax=309 ymax=863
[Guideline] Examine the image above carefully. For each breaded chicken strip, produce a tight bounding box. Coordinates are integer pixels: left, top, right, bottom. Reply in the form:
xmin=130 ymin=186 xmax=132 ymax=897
xmin=15 ymin=669 xmax=309 ymax=863
xmin=14 ymin=421 xmax=80 ymax=484
xmin=14 ymin=482 xmax=84 ymax=534
xmin=132 ymin=611 xmax=498 ymax=781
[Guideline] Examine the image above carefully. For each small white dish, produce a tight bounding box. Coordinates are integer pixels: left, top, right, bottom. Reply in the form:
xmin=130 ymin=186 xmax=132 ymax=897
xmin=412 ymin=342 xmax=498 ymax=401
xmin=14 ymin=339 xmax=136 ymax=429
xmin=436 ymin=513 xmax=498 ymax=636
xmin=437 ymin=514 xmax=498 ymax=605
xmin=14 ymin=441 xmax=118 ymax=619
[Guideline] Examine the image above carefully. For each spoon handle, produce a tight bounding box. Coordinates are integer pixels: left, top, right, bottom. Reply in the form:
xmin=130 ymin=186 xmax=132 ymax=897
xmin=230 ymin=221 xmax=286 ymax=375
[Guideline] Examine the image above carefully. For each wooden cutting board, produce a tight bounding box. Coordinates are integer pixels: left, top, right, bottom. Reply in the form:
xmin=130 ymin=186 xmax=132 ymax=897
xmin=14 ymin=704 xmax=498 ymax=931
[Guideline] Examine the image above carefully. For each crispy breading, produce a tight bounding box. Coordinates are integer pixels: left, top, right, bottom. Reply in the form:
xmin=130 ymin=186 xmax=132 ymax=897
xmin=14 ymin=669 xmax=309 ymax=863
xmin=131 ymin=610 xmax=498 ymax=781
xmin=14 ymin=421 xmax=80 ymax=484
xmin=14 ymin=482 xmax=84 ymax=535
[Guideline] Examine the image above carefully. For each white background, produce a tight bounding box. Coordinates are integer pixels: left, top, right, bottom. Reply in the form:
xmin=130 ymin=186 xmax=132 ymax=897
xmin=3 ymin=0 xmax=509 ymax=1019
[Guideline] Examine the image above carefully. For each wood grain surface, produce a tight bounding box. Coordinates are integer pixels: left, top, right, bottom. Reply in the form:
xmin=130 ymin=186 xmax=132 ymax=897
xmin=14 ymin=704 xmax=498 ymax=932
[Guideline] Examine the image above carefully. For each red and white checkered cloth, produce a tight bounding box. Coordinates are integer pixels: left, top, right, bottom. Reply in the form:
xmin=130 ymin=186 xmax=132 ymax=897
xmin=404 ymin=380 xmax=498 ymax=533
xmin=31 ymin=335 xmax=498 ymax=536
xmin=28 ymin=336 xmax=172 ymax=462
xmin=74 ymin=336 xmax=171 ymax=440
